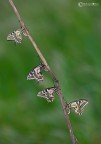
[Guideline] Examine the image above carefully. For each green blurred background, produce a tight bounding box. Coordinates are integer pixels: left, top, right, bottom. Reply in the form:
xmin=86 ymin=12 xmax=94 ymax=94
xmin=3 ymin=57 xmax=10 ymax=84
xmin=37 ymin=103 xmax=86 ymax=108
xmin=0 ymin=0 xmax=101 ymax=144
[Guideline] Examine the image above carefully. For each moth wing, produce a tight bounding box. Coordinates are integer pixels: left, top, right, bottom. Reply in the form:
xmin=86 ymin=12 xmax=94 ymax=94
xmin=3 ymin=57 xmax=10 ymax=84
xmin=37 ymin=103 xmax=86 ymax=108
xmin=15 ymin=31 xmax=22 ymax=39
xmin=27 ymin=69 xmax=43 ymax=81
xmin=34 ymin=65 xmax=41 ymax=74
xmin=37 ymin=89 xmax=54 ymax=102
xmin=7 ymin=30 xmax=22 ymax=43
xmin=33 ymin=69 xmax=43 ymax=81
xmin=15 ymin=30 xmax=22 ymax=43
xmin=15 ymin=37 xmax=22 ymax=43
xmin=7 ymin=32 xmax=15 ymax=41
xmin=70 ymin=101 xmax=78 ymax=109
xmin=73 ymin=99 xmax=88 ymax=115
xmin=47 ymin=94 xmax=54 ymax=102
xmin=69 ymin=101 xmax=80 ymax=115
xmin=27 ymin=69 xmax=35 ymax=80
xmin=47 ymin=87 xmax=56 ymax=94
xmin=37 ymin=90 xmax=49 ymax=102
xmin=65 ymin=99 xmax=88 ymax=115
xmin=37 ymin=90 xmax=47 ymax=97
xmin=79 ymin=99 xmax=88 ymax=110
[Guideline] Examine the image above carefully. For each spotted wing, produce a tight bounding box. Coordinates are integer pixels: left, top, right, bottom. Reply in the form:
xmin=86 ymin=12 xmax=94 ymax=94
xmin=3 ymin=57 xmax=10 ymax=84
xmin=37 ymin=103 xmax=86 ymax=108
xmin=14 ymin=30 xmax=22 ymax=43
xmin=65 ymin=99 xmax=88 ymax=115
xmin=47 ymin=87 xmax=56 ymax=94
xmin=27 ymin=69 xmax=43 ymax=81
xmin=7 ymin=30 xmax=22 ymax=43
xmin=34 ymin=65 xmax=42 ymax=74
xmin=37 ymin=87 xmax=56 ymax=102
xmin=27 ymin=65 xmax=44 ymax=81
xmin=70 ymin=99 xmax=88 ymax=115
xmin=77 ymin=99 xmax=88 ymax=114
xmin=7 ymin=32 xmax=16 ymax=41
xmin=27 ymin=68 xmax=36 ymax=80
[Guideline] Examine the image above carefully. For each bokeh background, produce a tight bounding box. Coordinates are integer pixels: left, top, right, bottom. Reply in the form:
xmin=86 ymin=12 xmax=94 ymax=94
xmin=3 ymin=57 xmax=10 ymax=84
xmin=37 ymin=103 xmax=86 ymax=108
xmin=0 ymin=0 xmax=101 ymax=144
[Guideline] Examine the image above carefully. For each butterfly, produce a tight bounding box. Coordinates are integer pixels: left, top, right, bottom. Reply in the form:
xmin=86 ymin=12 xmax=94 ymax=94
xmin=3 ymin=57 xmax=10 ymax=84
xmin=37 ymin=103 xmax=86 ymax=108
xmin=37 ymin=87 xmax=57 ymax=102
xmin=27 ymin=64 xmax=44 ymax=82
xmin=7 ymin=28 xmax=22 ymax=43
xmin=65 ymin=99 xmax=88 ymax=115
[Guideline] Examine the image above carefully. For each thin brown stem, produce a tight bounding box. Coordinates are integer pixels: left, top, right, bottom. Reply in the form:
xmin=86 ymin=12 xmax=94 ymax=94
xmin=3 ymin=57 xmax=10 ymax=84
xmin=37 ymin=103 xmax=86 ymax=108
xmin=8 ymin=0 xmax=76 ymax=143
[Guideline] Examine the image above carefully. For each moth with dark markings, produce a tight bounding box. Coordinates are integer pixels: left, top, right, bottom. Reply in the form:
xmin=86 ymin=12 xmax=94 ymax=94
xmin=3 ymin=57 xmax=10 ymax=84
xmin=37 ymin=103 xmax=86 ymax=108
xmin=65 ymin=99 xmax=88 ymax=115
xmin=7 ymin=29 xmax=22 ymax=43
xmin=7 ymin=27 xmax=27 ymax=44
xmin=27 ymin=64 xmax=45 ymax=82
xmin=37 ymin=87 xmax=57 ymax=102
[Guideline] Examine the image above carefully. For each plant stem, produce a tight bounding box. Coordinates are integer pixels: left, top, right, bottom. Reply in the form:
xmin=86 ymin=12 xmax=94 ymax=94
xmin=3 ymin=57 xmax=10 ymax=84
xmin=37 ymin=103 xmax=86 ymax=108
xmin=8 ymin=0 xmax=76 ymax=143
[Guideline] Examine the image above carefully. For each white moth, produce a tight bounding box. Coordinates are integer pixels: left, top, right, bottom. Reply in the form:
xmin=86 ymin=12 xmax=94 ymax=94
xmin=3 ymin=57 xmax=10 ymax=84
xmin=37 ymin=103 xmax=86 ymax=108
xmin=65 ymin=99 xmax=88 ymax=115
xmin=37 ymin=87 xmax=57 ymax=102
xmin=7 ymin=29 xmax=22 ymax=43
xmin=7 ymin=27 xmax=27 ymax=44
xmin=27 ymin=64 xmax=44 ymax=82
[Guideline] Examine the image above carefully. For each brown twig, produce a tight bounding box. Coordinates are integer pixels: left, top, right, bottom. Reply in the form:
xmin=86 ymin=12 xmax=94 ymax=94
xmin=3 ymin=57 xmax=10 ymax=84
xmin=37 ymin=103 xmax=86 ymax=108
xmin=8 ymin=0 xmax=76 ymax=143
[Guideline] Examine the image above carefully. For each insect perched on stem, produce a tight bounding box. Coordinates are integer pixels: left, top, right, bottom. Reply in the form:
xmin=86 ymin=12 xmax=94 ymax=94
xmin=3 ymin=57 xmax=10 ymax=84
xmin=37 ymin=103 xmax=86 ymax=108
xmin=7 ymin=28 xmax=22 ymax=43
xmin=65 ymin=99 xmax=88 ymax=115
xmin=7 ymin=27 xmax=27 ymax=44
xmin=37 ymin=87 xmax=57 ymax=102
xmin=27 ymin=64 xmax=47 ymax=82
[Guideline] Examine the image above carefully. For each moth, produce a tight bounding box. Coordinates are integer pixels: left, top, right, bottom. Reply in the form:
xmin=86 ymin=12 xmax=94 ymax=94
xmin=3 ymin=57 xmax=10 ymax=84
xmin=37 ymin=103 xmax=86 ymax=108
xmin=65 ymin=99 xmax=88 ymax=115
xmin=7 ymin=27 xmax=27 ymax=44
xmin=7 ymin=28 xmax=22 ymax=43
xmin=27 ymin=64 xmax=44 ymax=82
xmin=37 ymin=87 xmax=57 ymax=102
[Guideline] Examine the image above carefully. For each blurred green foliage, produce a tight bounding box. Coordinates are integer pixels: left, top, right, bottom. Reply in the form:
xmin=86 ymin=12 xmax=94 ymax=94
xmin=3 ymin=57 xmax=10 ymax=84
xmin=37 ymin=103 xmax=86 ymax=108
xmin=0 ymin=0 xmax=101 ymax=144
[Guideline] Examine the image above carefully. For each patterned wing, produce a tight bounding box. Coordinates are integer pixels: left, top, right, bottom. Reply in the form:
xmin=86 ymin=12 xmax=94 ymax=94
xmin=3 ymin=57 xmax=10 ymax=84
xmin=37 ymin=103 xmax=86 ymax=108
xmin=77 ymin=99 xmax=88 ymax=114
xmin=47 ymin=87 xmax=56 ymax=94
xmin=27 ymin=65 xmax=44 ymax=81
xmin=66 ymin=99 xmax=88 ymax=115
xmin=27 ymin=68 xmax=36 ymax=80
xmin=7 ymin=32 xmax=16 ymax=41
xmin=70 ymin=101 xmax=80 ymax=115
xmin=34 ymin=65 xmax=42 ymax=74
xmin=37 ymin=87 xmax=56 ymax=102
xmin=7 ymin=29 xmax=22 ymax=43
xmin=14 ymin=30 xmax=22 ymax=43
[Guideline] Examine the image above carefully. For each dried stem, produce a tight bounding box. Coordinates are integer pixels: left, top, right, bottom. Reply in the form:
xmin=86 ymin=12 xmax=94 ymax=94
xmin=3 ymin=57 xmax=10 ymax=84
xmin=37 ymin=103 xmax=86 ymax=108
xmin=8 ymin=0 xmax=76 ymax=143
